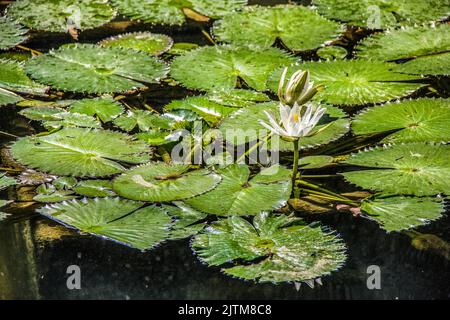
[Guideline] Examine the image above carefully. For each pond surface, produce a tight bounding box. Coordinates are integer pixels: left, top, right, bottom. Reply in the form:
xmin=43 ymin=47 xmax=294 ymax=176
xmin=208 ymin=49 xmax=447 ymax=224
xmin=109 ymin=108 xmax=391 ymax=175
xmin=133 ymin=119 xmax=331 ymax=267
xmin=0 ymin=0 xmax=449 ymax=300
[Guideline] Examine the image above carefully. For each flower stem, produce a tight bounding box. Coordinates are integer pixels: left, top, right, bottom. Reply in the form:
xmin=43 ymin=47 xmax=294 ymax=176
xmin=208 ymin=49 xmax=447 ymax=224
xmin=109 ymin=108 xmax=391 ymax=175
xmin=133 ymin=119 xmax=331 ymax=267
xmin=292 ymin=139 xmax=299 ymax=196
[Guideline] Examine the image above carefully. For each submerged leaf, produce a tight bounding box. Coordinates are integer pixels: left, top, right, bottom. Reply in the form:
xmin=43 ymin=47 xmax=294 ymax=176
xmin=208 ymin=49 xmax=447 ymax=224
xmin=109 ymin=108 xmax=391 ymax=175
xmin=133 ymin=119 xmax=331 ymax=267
xmin=37 ymin=198 xmax=172 ymax=250
xmin=7 ymin=0 xmax=115 ymax=32
xmin=11 ymin=128 xmax=151 ymax=177
xmin=0 ymin=16 xmax=28 ymax=50
xmin=312 ymin=0 xmax=450 ymax=28
xmin=111 ymin=0 xmax=248 ymax=25
xmin=186 ymin=164 xmax=291 ymax=215
xmin=171 ymin=45 xmax=294 ymax=91
xmin=352 ymin=98 xmax=450 ymax=143
xmin=99 ymin=32 xmax=173 ymax=56
xmin=361 ymin=195 xmax=445 ymax=232
xmin=25 ymin=44 xmax=169 ymax=94
xmin=113 ymin=162 xmax=221 ymax=202
xmin=267 ymin=61 xmax=423 ymax=105
xmin=213 ymin=5 xmax=344 ymax=51
xmin=192 ymin=212 xmax=347 ymax=282
xmin=342 ymin=143 xmax=450 ymax=196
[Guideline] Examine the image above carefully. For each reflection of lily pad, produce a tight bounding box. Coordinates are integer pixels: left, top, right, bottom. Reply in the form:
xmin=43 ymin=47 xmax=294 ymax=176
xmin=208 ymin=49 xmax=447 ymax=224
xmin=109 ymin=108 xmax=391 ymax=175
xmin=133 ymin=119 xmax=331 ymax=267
xmin=7 ymin=0 xmax=115 ymax=32
xmin=171 ymin=45 xmax=294 ymax=91
xmin=25 ymin=44 xmax=169 ymax=94
xmin=342 ymin=143 xmax=450 ymax=196
xmin=186 ymin=164 xmax=291 ymax=215
xmin=361 ymin=195 xmax=445 ymax=232
xmin=213 ymin=5 xmax=344 ymax=51
xmin=312 ymin=0 xmax=450 ymax=29
xmin=357 ymin=25 xmax=450 ymax=61
xmin=69 ymin=97 xmax=124 ymax=122
xmin=219 ymin=101 xmax=350 ymax=150
xmin=352 ymin=98 xmax=450 ymax=143
xmin=113 ymin=162 xmax=221 ymax=202
xmin=0 ymin=17 xmax=28 ymax=50
xmin=268 ymin=61 xmax=423 ymax=105
xmin=99 ymin=32 xmax=173 ymax=56
xmin=38 ymin=198 xmax=172 ymax=250
xmin=111 ymin=0 xmax=247 ymax=25
xmin=11 ymin=128 xmax=151 ymax=177
xmin=192 ymin=212 xmax=347 ymax=282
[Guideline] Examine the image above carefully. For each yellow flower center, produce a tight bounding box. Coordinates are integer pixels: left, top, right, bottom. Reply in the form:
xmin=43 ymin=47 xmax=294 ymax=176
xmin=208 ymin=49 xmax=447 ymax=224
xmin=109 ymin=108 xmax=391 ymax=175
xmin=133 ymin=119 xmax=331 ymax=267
xmin=293 ymin=113 xmax=300 ymax=122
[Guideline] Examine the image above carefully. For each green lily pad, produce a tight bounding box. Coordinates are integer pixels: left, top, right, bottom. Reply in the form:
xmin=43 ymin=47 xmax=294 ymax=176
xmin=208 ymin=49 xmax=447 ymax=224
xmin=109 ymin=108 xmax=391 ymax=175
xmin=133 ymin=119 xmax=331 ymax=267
xmin=11 ymin=127 xmax=151 ymax=177
xmin=25 ymin=44 xmax=169 ymax=94
xmin=0 ymin=173 xmax=17 ymax=191
xmin=52 ymin=176 xmax=78 ymax=190
xmin=352 ymin=98 xmax=450 ymax=143
xmin=268 ymin=61 xmax=423 ymax=105
xmin=69 ymin=97 xmax=124 ymax=122
xmin=19 ymin=106 xmax=64 ymax=121
xmin=361 ymin=195 xmax=445 ymax=232
xmin=394 ymin=52 xmax=450 ymax=76
xmin=312 ymin=0 xmax=450 ymax=29
xmin=186 ymin=164 xmax=291 ymax=215
xmin=168 ymin=42 xmax=200 ymax=55
xmin=73 ymin=180 xmax=116 ymax=197
xmin=33 ymin=184 xmax=77 ymax=203
xmin=299 ymin=155 xmax=335 ymax=169
xmin=113 ymin=110 xmax=173 ymax=132
xmin=99 ymin=32 xmax=173 ymax=56
xmin=317 ymin=46 xmax=348 ymax=61
xmin=0 ymin=200 xmax=12 ymax=209
xmin=357 ymin=24 xmax=450 ymax=61
xmin=135 ymin=131 xmax=173 ymax=146
xmin=20 ymin=106 xmax=101 ymax=129
xmin=7 ymin=0 xmax=115 ymax=32
xmin=0 ymin=59 xmax=47 ymax=106
xmin=111 ymin=0 xmax=248 ymax=25
xmin=192 ymin=212 xmax=347 ymax=282
xmin=113 ymin=162 xmax=221 ymax=202
xmin=37 ymin=198 xmax=172 ymax=250
xmin=342 ymin=143 xmax=450 ymax=196
xmin=171 ymin=45 xmax=294 ymax=91
xmin=0 ymin=16 xmax=28 ymax=50
xmin=219 ymin=101 xmax=350 ymax=151
xmin=213 ymin=5 xmax=344 ymax=51
xmin=163 ymin=202 xmax=207 ymax=240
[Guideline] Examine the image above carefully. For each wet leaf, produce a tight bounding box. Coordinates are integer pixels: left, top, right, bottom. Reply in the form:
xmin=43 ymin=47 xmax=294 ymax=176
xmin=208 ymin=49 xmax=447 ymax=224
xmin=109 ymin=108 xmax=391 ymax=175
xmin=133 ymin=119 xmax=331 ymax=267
xmin=73 ymin=180 xmax=116 ymax=197
xmin=0 ymin=16 xmax=28 ymax=50
xmin=69 ymin=97 xmax=124 ymax=122
xmin=99 ymin=32 xmax=173 ymax=56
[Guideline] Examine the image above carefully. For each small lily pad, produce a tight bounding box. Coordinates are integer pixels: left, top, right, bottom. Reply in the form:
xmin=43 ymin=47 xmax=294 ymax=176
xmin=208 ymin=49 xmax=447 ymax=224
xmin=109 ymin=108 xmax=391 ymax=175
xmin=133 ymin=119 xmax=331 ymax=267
xmin=113 ymin=110 xmax=172 ymax=132
xmin=299 ymin=155 xmax=335 ymax=169
xmin=317 ymin=46 xmax=348 ymax=60
xmin=361 ymin=195 xmax=445 ymax=232
xmin=186 ymin=164 xmax=291 ymax=215
xmin=113 ymin=162 xmax=221 ymax=202
xmin=25 ymin=44 xmax=169 ymax=94
xmin=99 ymin=32 xmax=173 ymax=56
xmin=0 ymin=16 xmax=28 ymax=50
xmin=33 ymin=184 xmax=77 ymax=203
xmin=69 ymin=97 xmax=124 ymax=122
xmin=11 ymin=127 xmax=151 ymax=177
xmin=73 ymin=180 xmax=116 ymax=197
xmin=163 ymin=202 xmax=207 ymax=240
xmin=37 ymin=198 xmax=172 ymax=250
xmin=0 ymin=173 xmax=17 ymax=191
xmin=352 ymin=98 xmax=450 ymax=143
xmin=342 ymin=143 xmax=450 ymax=196
xmin=213 ymin=5 xmax=344 ymax=51
xmin=171 ymin=45 xmax=294 ymax=91
xmin=192 ymin=212 xmax=347 ymax=282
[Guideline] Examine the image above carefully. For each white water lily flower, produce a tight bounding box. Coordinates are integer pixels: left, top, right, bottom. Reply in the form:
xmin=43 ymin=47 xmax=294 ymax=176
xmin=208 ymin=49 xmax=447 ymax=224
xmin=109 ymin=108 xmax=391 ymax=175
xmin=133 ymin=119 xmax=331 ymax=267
xmin=278 ymin=67 xmax=321 ymax=106
xmin=259 ymin=102 xmax=326 ymax=141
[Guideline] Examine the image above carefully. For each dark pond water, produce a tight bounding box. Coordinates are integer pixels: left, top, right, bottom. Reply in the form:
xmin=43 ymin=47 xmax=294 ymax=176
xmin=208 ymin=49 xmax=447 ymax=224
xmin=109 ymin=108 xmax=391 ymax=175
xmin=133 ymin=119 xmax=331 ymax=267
xmin=1 ymin=0 xmax=449 ymax=300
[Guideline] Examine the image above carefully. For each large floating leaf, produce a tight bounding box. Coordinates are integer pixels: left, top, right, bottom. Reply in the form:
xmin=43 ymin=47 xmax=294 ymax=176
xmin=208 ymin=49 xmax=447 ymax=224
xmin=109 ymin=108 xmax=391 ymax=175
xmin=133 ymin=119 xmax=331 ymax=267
xmin=268 ymin=61 xmax=423 ymax=105
xmin=163 ymin=202 xmax=207 ymax=240
xmin=394 ymin=52 xmax=450 ymax=76
xmin=25 ymin=44 xmax=169 ymax=94
xmin=171 ymin=45 xmax=294 ymax=91
xmin=11 ymin=128 xmax=151 ymax=177
xmin=111 ymin=0 xmax=247 ymax=25
xmin=7 ymin=0 xmax=115 ymax=32
xmin=342 ymin=143 xmax=450 ymax=196
xmin=99 ymin=32 xmax=173 ymax=56
xmin=192 ymin=212 xmax=347 ymax=282
xmin=312 ymin=0 xmax=450 ymax=29
xmin=361 ymin=195 xmax=445 ymax=232
xmin=186 ymin=164 xmax=291 ymax=215
xmin=0 ymin=16 xmax=28 ymax=50
xmin=213 ymin=5 xmax=344 ymax=51
xmin=0 ymin=59 xmax=47 ymax=106
xmin=37 ymin=198 xmax=172 ymax=250
xmin=357 ymin=25 xmax=450 ymax=61
xmin=113 ymin=162 xmax=221 ymax=202
xmin=219 ymin=101 xmax=350 ymax=151
xmin=352 ymin=98 xmax=450 ymax=143
xmin=69 ymin=97 xmax=124 ymax=122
